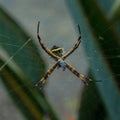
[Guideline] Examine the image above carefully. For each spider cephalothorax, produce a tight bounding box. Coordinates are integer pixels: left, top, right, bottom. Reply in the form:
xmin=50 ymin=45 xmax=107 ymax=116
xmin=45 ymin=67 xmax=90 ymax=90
xmin=51 ymin=45 xmax=64 ymax=57
xmin=35 ymin=21 xmax=92 ymax=88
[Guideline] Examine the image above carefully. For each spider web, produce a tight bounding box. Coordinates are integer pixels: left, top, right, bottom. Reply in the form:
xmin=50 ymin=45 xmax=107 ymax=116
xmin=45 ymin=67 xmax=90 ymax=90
xmin=0 ymin=0 xmax=120 ymax=120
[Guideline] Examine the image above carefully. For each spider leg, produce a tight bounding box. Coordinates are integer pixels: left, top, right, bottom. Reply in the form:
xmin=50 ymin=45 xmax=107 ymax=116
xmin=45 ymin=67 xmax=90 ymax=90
xmin=35 ymin=61 xmax=58 ymax=89
xmin=77 ymin=24 xmax=81 ymax=35
xmin=62 ymin=24 xmax=81 ymax=60
xmin=65 ymin=62 xmax=92 ymax=85
xmin=37 ymin=21 xmax=60 ymax=60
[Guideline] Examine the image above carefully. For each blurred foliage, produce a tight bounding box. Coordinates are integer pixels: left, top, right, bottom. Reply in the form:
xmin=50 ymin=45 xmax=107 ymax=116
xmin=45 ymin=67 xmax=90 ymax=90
xmin=79 ymin=75 xmax=110 ymax=120
xmin=0 ymin=7 xmax=59 ymax=120
xmin=1 ymin=0 xmax=120 ymax=119
xmin=110 ymin=0 xmax=120 ymax=38
xmin=79 ymin=0 xmax=120 ymax=88
xmin=110 ymin=0 xmax=120 ymax=21
xmin=66 ymin=0 xmax=120 ymax=120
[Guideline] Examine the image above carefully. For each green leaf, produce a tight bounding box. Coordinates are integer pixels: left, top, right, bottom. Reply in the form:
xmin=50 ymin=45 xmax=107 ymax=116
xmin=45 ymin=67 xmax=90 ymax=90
xmin=0 ymin=7 xmax=46 ymax=83
xmin=79 ymin=76 xmax=109 ymax=120
xmin=110 ymin=0 xmax=120 ymax=20
xmin=0 ymin=6 xmax=59 ymax=120
xmin=66 ymin=0 xmax=120 ymax=120
xmin=110 ymin=0 xmax=120 ymax=38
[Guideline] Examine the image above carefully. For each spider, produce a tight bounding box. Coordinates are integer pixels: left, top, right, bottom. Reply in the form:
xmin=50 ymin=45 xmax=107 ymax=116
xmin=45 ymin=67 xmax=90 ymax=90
xmin=35 ymin=21 xmax=92 ymax=88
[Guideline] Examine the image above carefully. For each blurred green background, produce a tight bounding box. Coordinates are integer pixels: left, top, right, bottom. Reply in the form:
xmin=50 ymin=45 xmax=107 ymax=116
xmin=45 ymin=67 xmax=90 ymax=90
xmin=0 ymin=0 xmax=120 ymax=120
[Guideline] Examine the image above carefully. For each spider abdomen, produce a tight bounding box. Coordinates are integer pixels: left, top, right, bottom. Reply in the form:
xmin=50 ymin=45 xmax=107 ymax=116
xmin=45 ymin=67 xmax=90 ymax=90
xmin=58 ymin=59 xmax=66 ymax=71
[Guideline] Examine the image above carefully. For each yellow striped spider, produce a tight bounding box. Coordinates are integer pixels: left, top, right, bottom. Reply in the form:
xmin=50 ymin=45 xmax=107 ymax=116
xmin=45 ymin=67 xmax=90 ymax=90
xmin=35 ymin=21 xmax=92 ymax=88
